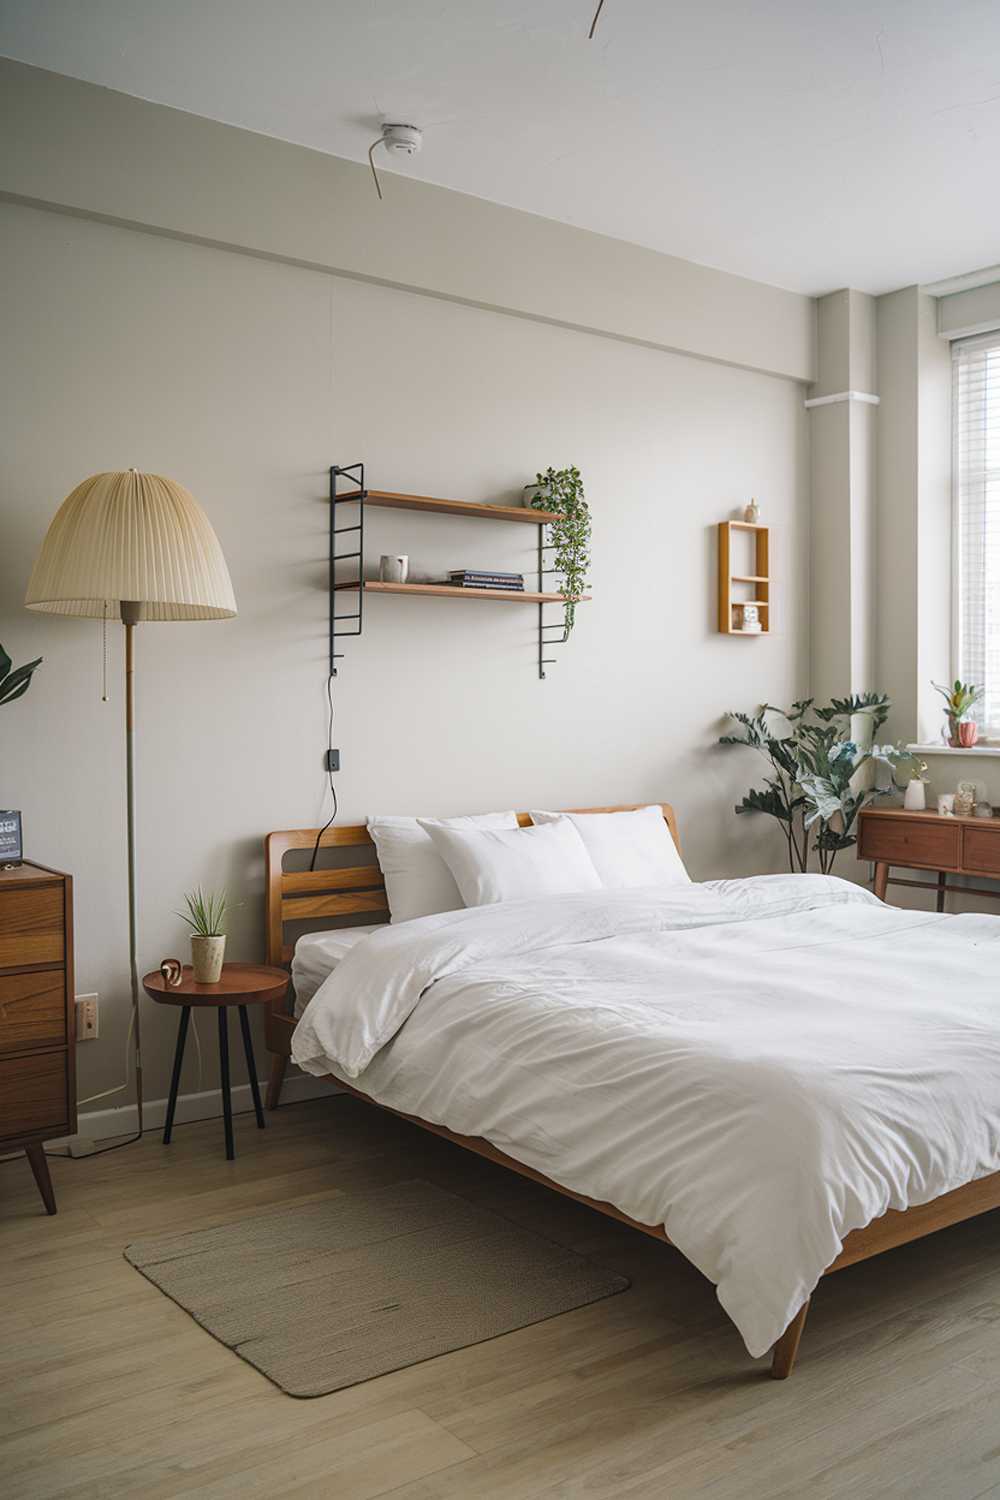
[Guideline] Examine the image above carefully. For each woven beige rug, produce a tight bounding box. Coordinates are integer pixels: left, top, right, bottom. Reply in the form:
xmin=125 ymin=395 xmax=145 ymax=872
xmin=124 ymin=1178 xmax=629 ymax=1397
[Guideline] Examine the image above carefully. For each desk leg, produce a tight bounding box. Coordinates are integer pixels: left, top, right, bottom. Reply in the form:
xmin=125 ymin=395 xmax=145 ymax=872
xmin=163 ymin=1005 xmax=191 ymax=1144
xmin=936 ymin=872 xmax=947 ymax=912
xmin=238 ymin=1005 xmax=266 ymax=1130
xmin=218 ymin=1008 xmax=235 ymax=1161
xmin=873 ymin=861 xmax=890 ymax=902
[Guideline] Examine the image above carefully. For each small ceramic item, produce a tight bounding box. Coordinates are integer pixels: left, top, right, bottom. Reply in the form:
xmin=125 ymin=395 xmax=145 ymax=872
xmin=744 ymin=498 xmax=761 ymax=524
xmin=938 ymin=794 xmax=956 ymax=816
xmin=191 ymin=934 xmax=226 ymax=984
xmin=903 ymin=778 xmax=926 ymax=811
xmin=379 ymin=554 xmax=409 ymax=584
xmin=957 ymin=720 xmax=979 ymax=747
xmin=159 ymin=958 xmax=184 ymax=988
xmin=975 ymin=801 xmax=994 ymax=819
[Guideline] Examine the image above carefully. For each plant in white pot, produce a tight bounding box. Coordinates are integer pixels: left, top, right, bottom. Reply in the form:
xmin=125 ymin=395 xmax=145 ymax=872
xmin=178 ymin=887 xmax=227 ymax=983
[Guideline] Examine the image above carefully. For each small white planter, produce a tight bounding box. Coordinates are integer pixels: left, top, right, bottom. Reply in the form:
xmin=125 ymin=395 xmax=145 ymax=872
xmin=903 ymin=779 xmax=927 ymax=812
xmin=191 ymin=934 xmax=226 ymax=984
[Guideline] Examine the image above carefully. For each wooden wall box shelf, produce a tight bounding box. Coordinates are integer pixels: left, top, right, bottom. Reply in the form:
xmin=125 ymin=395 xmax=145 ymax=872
xmin=0 ymin=861 xmax=75 ymax=1215
xmin=718 ymin=521 xmax=770 ymax=635
xmin=859 ymin=806 xmax=1000 ymax=907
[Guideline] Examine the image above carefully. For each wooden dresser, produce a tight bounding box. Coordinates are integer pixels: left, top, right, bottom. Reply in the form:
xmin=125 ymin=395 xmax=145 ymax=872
xmin=858 ymin=807 xmax=1000 ymax=909
xmin=0 ymin=862 xmax=75 ymax=1214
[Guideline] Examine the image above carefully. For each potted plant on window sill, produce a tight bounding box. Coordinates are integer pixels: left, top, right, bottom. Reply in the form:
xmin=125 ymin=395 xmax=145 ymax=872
xmin=933 ymin=680 xmax=984 ymax=747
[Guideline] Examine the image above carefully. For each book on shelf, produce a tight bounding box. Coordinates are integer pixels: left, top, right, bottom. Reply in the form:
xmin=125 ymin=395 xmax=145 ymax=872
xmin=447 ymin=569 xmax=525 ymax=588
xmin=439 ymin=578 xmax=525 ymax=591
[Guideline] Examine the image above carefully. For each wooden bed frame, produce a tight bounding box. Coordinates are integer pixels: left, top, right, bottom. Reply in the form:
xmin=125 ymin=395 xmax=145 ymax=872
xmin=263 ymin=804 xmax=1000 ymax=1380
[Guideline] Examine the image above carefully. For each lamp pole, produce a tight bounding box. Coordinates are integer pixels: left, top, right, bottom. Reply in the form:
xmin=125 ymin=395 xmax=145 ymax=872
xmin=122 ymin=601 xmax=144 ymax=1134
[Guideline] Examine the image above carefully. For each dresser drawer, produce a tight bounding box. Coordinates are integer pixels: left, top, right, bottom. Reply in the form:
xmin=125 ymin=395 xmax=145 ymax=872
xmin=962 ymin=824 xmax=1000 ymax=875
xmin=0 ymin=1050 xmax=68 ymax=1140
xmin=858 ymin=816 xmax=961 ymax=870
xmin=0 ymin=884 xmax=64 ymax=968
xmin=0 ymin=970 xmax=66 ymax=1054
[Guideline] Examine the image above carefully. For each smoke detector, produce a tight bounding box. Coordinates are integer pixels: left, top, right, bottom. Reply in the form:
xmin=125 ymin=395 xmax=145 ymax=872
xmin=368 ymin=122 xmax=423 ymax=200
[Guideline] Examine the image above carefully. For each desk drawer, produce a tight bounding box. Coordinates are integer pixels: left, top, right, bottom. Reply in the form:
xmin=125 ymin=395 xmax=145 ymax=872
xmin=963 ymin=824 xmax=1000 ymax=875
xmin=0 ymin=884 xmax=64 ymax=968
xmin=859 ymin=816 xmax=961 ymax=870
xmin=0 ymin=1050 xmax=68 ymax=1140
xmin=0 ymin=970 xmax=66 ymax=1055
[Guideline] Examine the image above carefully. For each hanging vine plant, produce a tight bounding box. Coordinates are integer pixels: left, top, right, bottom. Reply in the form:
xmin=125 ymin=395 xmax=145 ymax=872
xmin=528 ymin=466 xmax=592 ymax=637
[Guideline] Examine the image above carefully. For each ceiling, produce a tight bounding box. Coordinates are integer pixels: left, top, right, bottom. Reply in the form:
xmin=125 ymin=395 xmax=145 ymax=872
xmin=2 ymin=0 xmax=999 ymax=297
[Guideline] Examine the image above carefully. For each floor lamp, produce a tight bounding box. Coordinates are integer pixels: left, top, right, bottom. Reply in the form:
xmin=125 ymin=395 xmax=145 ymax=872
xmin=25 ymin=470 xmax=237 ymax=1137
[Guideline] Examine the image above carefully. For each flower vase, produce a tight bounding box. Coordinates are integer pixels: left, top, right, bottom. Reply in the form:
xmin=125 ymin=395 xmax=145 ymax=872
xmin=903 ymin=779 xmax=926 ymax=811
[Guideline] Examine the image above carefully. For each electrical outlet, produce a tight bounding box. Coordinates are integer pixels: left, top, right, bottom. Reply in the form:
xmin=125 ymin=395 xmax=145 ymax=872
xmin=76 ymin=994 xmax=99 ymax=1040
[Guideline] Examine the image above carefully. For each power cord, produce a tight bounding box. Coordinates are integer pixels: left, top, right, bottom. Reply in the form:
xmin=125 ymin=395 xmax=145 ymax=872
xmin=309 ymin=672 xmax=339 ymax=871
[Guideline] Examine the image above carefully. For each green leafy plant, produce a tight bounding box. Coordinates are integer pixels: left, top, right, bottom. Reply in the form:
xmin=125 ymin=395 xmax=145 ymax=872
xmin=933 ymin=679 xmax=983 ymax=724
xmin=176 ymin=887 xmax=227 ymax=938
xmin=0 ymin=642 xmax=42 ymax=707
xmin=720 ymin=694 xmax=917 ymax=875
xmin=528 ymin=465 xmax=591 ymax=636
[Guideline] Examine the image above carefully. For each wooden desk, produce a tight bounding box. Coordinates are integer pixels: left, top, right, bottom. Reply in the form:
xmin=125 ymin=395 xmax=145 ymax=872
xmin=858 ymin=807 xmax=1000 ymax=907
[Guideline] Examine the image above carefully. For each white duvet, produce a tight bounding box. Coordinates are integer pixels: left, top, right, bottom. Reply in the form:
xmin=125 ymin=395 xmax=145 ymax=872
xmin=292 ymin=874 xmax=1000 ymax=1357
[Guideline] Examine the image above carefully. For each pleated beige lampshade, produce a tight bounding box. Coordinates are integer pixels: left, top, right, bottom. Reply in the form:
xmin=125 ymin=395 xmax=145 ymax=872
xmin=25 ymin=470 xmax=237 ymax=620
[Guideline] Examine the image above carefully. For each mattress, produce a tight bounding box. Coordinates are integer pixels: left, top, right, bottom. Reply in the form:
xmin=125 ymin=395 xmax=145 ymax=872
xmin=291 ymin=926 xmax=380 ymax=1017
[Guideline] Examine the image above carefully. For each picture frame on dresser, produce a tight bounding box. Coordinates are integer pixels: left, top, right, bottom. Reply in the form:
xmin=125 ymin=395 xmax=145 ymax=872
xmin=0 ymin=861 xmax=75 ymax=1215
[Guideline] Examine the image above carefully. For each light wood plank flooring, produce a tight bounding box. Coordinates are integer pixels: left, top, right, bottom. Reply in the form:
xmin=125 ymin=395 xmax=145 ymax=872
xmin=3 ymin=1093 xmax=1000 ymax=1499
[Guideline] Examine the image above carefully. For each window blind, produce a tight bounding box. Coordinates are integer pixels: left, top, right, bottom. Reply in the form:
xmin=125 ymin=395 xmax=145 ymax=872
xmin=955 ymin=329 xmax=1000 ymax=738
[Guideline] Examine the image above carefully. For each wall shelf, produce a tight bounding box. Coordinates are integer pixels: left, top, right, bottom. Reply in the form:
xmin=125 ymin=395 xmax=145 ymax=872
xmin=718 ymin=520 xmax=770 ymax=635
xmin=339 ymin=580 xmax=589 ymax=606
xmin=329 ymin=464 xmax=587 ymax=679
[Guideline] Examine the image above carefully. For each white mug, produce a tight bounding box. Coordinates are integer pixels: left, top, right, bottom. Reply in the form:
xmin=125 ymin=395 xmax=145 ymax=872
xmin=379 ymin=554 xmax=408 ymax=584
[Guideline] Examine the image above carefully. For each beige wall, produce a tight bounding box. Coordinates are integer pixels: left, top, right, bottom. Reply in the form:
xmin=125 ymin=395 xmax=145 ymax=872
xmin=1 ymin=199 xmax=810 ymax=1113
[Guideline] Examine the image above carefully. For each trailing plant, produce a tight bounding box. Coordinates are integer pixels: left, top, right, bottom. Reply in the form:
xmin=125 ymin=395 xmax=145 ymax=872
xmin=528 ymin=465 xmax=591 ymax=636
xmin=0 ymin=642 xmax=42 ymax=707
xmin=177 ymin=886 xmax=227 ymax=938
xmin=720 ymin=694 xmax=916 ymax=875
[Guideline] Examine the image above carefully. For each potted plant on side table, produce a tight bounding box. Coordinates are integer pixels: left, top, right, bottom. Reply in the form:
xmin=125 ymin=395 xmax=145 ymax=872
xmin=178 ymin=887 xmax=227 ymax=983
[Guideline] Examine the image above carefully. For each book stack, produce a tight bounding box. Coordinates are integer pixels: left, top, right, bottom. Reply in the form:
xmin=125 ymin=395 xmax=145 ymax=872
xmin=446 ymin=569 xmax=525 ymax=592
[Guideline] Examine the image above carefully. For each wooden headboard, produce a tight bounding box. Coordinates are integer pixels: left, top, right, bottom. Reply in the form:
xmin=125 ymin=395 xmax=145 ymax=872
xmin=265 ymin=804 xmax=680 ymax=967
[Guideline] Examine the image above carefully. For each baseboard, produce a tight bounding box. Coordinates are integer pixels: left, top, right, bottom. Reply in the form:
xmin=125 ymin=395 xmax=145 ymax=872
xmin=74 ymin=1070 xmax=335 ymax=1141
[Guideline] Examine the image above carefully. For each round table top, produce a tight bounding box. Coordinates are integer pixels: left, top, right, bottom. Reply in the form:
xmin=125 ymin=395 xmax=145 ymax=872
xmin=142 ymin=962 xmax=290 ymax=1008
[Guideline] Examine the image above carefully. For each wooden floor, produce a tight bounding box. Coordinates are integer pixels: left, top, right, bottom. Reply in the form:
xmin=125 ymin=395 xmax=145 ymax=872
xmin=4 ymin=1097 xmax=1000 ymax=1500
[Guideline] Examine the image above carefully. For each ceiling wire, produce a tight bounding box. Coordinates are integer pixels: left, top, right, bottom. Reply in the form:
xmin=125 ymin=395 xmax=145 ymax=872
xmin=367 ymin=137 xmax=385 ymax=200
xmin=588 ymin=0 xmax=606 ymax=38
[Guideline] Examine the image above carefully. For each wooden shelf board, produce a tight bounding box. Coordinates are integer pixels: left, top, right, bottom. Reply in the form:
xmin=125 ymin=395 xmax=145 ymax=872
xmin=726 ymin=521 xmax=767 ymax=532
xmin=334 ymin=489 xmax=562 ymax=525
xmin=726 ymin=627 xmax=769 ymax=636
xmin=731 ymin=574 xmax=770 ymax=583
xmin=343 ymin=581 xmax=590 ymax=605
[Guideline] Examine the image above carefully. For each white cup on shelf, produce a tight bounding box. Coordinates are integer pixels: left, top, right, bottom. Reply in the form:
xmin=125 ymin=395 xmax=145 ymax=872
xmin=379 ymin=554 xmax=409 ymax=584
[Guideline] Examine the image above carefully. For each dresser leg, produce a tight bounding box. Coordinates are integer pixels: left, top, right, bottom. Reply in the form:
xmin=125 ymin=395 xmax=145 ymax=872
xmin=218 ymin=1007 xmax=235 ymax=1161
xmin=873 ymin=861 xmax=890 ymax=902
xmin=937 ymin=872 xmax=947 ymax=913
xmin=25 ymin=1143 xmax=57 ymax=1216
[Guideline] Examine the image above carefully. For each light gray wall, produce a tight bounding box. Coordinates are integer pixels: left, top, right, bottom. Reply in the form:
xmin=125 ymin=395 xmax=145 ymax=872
xmin=1 ymin=199 xmax=810 ymax=1109
xmin=0 ymin=58 xmax=815 ymax=383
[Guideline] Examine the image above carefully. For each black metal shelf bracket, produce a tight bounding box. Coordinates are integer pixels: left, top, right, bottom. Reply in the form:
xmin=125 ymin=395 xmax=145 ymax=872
xmin=329 ymin=463 xmax=365 ymax=677
xmin=537 ymin=526 xmax=570 ymax=681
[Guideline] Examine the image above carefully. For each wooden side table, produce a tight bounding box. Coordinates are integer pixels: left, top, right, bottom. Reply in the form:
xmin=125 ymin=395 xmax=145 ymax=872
xmin=858 ymin=806 xmax=1000 ymax=909
xmin=142 ymin=963 xmax=289 ymax=1160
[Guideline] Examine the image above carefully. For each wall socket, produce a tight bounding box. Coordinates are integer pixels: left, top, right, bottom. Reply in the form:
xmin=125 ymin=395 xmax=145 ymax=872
xmin=76 ymin=994 xmax=99 ymax=1041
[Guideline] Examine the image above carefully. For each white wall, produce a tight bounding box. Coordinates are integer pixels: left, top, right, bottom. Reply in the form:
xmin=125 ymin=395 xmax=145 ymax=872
xmin=1 ymin=200 xmax=810 ymax=1105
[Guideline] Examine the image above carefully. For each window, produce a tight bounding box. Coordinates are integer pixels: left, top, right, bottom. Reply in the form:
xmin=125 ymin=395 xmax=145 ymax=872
xmin=955 ymin=330 xmax=1000 ymax=738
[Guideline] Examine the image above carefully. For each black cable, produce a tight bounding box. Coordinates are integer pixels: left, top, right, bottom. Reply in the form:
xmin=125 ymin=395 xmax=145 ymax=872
xmin=588 ymin=0 xmax=606 ymax=38
xmin=309 ymin=672 xmax=338 ymax=871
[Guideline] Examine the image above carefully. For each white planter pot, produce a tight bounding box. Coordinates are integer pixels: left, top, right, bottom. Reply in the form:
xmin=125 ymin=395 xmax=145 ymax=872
xmin=903 ymin=779 xmax=927 ymax=812
xmin=191 ymin=934 xmax=226 ymax=984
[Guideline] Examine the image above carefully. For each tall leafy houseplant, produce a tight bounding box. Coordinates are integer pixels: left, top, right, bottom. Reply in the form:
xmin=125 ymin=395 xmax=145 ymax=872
xmin=720 ymin=694 xmax=914 ymax=875
xmin=0 ymin=643 xmax=42 ymax=707
xmin=528 ymin=466 xmax=591 ymax=636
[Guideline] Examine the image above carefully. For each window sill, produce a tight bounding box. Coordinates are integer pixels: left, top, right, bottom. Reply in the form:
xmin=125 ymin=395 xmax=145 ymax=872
xmin=908 ymin=742 xmax=1000 ymax=757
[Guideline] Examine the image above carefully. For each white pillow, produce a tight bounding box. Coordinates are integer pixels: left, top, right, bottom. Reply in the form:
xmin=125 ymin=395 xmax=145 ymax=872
xmin=529 ymin=805 xmax=689 ymax=889
xmin=368 ymin=811 xmax=518 ymax=922
xmin=417 ymin=816 xmax=602 ymax=908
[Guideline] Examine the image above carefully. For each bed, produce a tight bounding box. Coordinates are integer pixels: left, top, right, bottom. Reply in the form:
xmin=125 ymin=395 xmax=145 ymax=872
xmin=263 ymin=804 xmax=1000 ymax=1380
